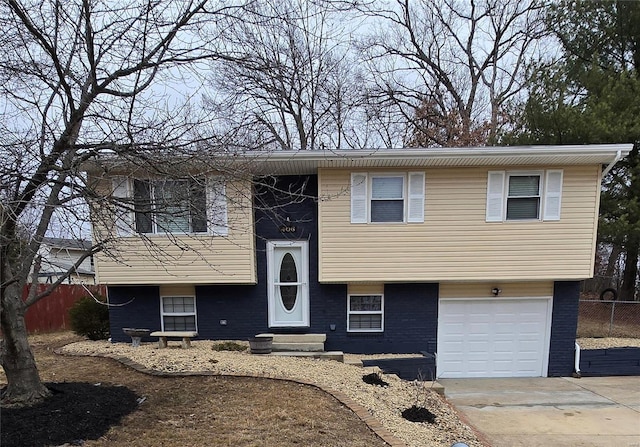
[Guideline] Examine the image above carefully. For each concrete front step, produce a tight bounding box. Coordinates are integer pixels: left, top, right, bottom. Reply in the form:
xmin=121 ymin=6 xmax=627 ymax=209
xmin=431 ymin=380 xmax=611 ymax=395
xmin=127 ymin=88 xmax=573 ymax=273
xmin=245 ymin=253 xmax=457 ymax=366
xmin=256 ymin=333 xmax=326 ymax=344
xmin=271 ymin=342 xmax=325 ymax=352
xmin=256 ymin=333 xmax=326 ymax=352
xmin=269 ymin=351 xmax=344 ymax=362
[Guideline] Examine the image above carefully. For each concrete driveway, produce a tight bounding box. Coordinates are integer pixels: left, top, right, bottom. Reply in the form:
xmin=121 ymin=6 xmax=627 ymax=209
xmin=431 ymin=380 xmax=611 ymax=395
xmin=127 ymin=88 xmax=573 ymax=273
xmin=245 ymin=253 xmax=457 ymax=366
xmin=440 ymin=376 xmax=640 ymax=447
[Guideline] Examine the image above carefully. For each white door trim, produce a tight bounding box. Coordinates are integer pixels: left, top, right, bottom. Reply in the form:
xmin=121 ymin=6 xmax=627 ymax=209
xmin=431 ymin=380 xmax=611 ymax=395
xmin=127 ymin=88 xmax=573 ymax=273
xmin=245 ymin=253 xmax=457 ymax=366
xmin=267 ymin=240 xmax=309 ymax=327
xmin=436 ymin=296 xmax=553 ymax=378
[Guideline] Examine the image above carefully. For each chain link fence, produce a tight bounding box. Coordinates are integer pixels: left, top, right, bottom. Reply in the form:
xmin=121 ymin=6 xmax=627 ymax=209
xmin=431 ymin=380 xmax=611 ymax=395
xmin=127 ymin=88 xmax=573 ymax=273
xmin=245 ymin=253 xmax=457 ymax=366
xmin=578 ymin=300 xmax=640 ymax=338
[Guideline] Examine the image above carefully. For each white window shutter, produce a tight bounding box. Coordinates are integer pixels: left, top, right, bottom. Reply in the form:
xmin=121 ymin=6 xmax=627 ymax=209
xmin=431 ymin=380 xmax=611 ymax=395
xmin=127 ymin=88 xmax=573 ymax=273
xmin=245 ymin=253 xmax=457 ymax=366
xmin=543 ymin=170 xmax=563 ymax=221
xmin=350 ymin=173 xmax=368 ymax=223
xmin=207 ymin=176 xmax=228 ymax=236
xmin=111 ymin=176 xmax=133 ymax=236
xmin=486 ymin=171 xmax=505 ymax=222
xmin=407 ymin=172 xmax=425 ymax=223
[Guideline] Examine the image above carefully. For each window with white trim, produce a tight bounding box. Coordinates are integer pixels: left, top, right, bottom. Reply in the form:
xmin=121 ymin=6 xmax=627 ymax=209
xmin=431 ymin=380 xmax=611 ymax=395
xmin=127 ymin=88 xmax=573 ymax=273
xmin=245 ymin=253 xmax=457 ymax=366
xmin=134 ymin=179 xmax=206 ymax=234
xmin=111 ymin=176 xmax=228 ymax=236
xmin=161 ymin=296 xmax=197 ymax=331
xmin=486 ymin=170 xmax=563 ymax=222
xmin=351 ymin=172 xmax=425 ymax=223
xmin=506 ymin=173 xmax=541 ymax=220
xmin=347 ymin=294 xmax=384 ymax=332
xmin=371 ymin=176 xmax=404 ymax=222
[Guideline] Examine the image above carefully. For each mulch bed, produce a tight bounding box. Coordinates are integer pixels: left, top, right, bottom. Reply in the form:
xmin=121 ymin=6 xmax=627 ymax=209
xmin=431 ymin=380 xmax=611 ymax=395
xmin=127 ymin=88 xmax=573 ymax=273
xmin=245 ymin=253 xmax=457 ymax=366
xmin=1 ymin=382 xmax=139 ymax=447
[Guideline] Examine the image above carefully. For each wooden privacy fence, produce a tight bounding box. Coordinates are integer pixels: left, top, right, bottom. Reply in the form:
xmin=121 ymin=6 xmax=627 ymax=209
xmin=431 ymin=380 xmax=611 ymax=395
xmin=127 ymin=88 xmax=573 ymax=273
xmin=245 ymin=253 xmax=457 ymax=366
xmin=23 ymin=284 xmax=107 ymax=334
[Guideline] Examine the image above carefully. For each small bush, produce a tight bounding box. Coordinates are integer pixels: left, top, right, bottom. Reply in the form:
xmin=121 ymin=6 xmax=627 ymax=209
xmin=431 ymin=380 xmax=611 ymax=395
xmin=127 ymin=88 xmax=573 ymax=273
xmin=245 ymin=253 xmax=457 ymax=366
xmin=69 ymin=296 xmax=110 ymax=340
xmin=212 ymin=341 xmax=247 ymax=352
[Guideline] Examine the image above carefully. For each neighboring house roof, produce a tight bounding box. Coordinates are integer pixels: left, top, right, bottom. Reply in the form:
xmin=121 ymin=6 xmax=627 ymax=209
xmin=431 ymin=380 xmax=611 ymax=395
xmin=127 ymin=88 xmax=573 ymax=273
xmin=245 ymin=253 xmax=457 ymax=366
xmin=39 ymin=237 xmax=94 ymax=278
xmin=42 ymin=237 xmax=92 ymax=251
xmin=38 ymin=259 xmax=94 ymax=277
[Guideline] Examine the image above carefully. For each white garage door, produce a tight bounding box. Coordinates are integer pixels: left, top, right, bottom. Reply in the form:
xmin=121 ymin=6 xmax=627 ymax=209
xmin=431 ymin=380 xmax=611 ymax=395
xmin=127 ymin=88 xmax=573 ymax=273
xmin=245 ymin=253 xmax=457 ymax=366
xmin=437 ymin=298 xmax=551 ymax=378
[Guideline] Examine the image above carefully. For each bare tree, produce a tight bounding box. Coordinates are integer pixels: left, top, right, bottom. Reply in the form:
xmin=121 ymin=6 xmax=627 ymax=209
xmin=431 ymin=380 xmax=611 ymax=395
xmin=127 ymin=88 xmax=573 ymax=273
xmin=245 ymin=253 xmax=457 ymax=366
xmin=0 ymin=0 xmax=252 ymax=406
xmin=360 ymin=0 xmax=547 ymax=147
xmin=204 ymin=0 xmax=374 ymax=150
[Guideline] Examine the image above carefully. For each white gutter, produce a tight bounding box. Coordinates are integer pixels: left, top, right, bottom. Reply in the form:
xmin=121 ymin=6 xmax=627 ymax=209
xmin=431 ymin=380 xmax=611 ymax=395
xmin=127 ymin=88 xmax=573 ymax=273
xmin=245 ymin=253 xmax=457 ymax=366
xmin=601 ymin=149 xmax=622 ymax=177
xmin=574 ymin=342 xmax=582 ymax=378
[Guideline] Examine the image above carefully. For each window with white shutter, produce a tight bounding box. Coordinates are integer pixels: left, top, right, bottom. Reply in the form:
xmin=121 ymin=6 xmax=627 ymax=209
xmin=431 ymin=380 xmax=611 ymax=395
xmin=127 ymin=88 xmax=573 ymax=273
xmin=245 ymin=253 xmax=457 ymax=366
xmin=112 ymin=177 xmax=133 ymax=236
xmin=113 ymin=176 xmax=225 ymax=236
xmin=486 ymin=171 xmax=505 ymax=222
xmin=207 ymin=176 xmax=228 ymax=236
xmin=486 ymin=170 xmax=563 ymax=222
xmin=543 ymin=170 xmax=563 ymax=221
xmin=350 ymin=172 xmax=425 ymax=224
xmin=350 ymin=173 xmax=368 ymax=223
xmin=407 ymin=172 xmax=425 ymax=223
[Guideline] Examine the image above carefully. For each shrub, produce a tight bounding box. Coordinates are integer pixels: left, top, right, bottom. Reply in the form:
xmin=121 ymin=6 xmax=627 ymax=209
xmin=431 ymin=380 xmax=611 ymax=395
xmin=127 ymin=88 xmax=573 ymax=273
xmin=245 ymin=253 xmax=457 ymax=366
xmin=69 ymin=296 xmax=110 ymax=340
xmin=212 ymin=341 xmax=247 ymax=352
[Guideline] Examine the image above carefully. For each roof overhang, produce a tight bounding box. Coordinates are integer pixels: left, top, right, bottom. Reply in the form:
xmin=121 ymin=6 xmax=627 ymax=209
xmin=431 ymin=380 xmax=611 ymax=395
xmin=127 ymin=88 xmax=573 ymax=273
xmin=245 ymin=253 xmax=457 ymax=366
xmin=244 ymin=144 xmax=633 ymax=175
xmin=85 ymin=144 xmax=634 ymax=175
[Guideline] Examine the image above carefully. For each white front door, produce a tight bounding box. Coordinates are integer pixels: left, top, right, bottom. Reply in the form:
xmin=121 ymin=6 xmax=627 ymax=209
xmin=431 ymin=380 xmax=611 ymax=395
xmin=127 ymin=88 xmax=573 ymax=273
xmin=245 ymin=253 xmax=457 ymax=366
xmin=267 ymin=241 xmax=309 ymax=327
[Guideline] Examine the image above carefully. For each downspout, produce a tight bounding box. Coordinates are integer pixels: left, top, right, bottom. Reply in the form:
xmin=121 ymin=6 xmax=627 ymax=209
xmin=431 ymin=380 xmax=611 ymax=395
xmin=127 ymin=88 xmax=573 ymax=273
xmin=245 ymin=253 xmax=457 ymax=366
xmin=574 ymin=342 xmax=582 ymax=378
xmin=601 ymin=150 xmax=622 ymax=178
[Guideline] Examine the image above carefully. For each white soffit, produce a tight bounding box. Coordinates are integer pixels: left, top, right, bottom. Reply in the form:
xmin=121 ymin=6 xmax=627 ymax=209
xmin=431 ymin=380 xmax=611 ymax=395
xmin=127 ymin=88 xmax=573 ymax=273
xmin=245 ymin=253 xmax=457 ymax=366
xmin=243 ymin=144 xmax=633 ymax=175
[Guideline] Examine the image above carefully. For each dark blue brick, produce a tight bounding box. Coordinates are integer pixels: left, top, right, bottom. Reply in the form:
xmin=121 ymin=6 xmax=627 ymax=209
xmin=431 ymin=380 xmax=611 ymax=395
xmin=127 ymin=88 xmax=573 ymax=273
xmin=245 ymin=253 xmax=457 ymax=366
xmin=548 ymin=281 xmax=580 ymax=376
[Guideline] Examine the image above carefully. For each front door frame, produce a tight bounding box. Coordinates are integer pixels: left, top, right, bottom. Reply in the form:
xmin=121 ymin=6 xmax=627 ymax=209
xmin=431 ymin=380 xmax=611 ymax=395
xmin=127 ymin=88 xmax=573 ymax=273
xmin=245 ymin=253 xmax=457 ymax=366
xmin=266 ymin=240 xmax=309 ymax=328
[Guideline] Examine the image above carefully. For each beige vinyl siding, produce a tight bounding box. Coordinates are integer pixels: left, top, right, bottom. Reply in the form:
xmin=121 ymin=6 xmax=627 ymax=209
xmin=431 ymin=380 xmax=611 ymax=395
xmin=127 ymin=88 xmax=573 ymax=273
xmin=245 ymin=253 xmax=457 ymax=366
xmin=348 ymin=284 xmax=384 ymax=295
xmin=440 ymin=282 xmax=554 ymax=299
xmin=160 ymin=285 xmax=196 ymax=296
xmin=318 ymin=166 xmax=601 ymax=282
xmin=94 ymin=178 xmax=255 ymax=285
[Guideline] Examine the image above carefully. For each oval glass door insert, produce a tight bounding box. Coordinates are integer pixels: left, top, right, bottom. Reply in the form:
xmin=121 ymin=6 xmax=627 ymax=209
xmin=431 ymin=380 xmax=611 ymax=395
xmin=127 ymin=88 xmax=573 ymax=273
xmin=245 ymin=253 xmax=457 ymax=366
xmin=279 ymin=253 xmax=298 ymax=311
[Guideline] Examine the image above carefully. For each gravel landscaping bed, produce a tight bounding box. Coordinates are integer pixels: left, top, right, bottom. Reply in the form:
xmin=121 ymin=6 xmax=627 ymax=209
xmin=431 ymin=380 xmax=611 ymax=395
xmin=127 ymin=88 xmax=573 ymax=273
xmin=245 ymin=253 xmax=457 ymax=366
xmin=61 ymin=341 xmax=483 ymax=447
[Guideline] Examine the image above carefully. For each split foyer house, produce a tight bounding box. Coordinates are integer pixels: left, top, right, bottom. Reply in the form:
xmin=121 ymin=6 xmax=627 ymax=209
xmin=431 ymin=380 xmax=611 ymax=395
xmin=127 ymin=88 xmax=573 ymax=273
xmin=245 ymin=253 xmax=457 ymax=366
xmin=87 ymin=144 xmax=632 ymax=378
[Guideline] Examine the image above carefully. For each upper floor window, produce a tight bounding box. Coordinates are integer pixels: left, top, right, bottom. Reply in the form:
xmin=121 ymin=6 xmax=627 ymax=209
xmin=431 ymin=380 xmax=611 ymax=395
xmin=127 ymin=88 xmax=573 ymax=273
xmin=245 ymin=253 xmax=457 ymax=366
xmin=371 ymin=176 xmax=404 ymax=222
xmin=486 ymin=170 xmax=563 ymax=222
xmin=351 ymin=172 xmax=425 ymax=224
xmin=506 ymin=174 xmax=541 ymax=220
xmin=111 ymin=176 xmax=228 ymax=237
xmin=134 ymin=179 xmax=206 ymax=234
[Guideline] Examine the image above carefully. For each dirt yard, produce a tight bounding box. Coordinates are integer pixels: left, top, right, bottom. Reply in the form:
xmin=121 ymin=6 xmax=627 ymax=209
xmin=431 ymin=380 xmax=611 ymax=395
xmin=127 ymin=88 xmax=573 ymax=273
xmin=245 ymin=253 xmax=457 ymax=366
xmin=1 ymin=333 xmax=390 ymax=447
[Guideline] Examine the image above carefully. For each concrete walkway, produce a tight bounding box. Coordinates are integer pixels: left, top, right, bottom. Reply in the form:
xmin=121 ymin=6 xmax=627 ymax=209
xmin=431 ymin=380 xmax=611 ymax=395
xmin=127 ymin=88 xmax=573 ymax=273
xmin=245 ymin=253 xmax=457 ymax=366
xmin=440 ymin=376 xmax=640 ymax=447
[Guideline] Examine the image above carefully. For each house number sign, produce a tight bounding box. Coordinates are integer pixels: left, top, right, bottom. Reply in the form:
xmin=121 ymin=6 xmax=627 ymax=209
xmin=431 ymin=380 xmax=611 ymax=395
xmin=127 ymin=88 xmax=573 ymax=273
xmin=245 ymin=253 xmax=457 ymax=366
xmin=279 ymin=226 xmax=297 ymax=233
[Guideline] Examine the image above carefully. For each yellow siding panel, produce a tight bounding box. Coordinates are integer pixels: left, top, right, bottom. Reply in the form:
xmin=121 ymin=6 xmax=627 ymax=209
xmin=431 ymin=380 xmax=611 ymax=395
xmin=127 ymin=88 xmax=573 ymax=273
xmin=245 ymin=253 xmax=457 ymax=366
xmin=348 ymin=284 xmax=384 ymax=295
xmin=94 ymin=179 xmax=256 ymax=285
xmin=318 ymin=166 xmax=600 ymax=282
xmin=440 ymin=282 xmax=554 ymax=299
xmin=160 ymin=284 xmax=195 ymax=296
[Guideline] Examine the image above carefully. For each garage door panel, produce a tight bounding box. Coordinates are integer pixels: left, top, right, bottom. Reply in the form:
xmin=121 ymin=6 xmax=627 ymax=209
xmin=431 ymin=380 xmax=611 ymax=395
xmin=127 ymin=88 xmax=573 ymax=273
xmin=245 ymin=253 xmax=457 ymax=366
xmin=437 ymin=298 xmax=550 ymax=378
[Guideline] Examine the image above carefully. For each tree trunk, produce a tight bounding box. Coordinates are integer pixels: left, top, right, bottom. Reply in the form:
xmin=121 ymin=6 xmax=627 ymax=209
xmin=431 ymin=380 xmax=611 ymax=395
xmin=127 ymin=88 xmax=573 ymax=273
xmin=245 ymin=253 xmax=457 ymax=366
xmin=603 ymin=245 xmax=622 ymax=289
xmin=620 ymin=241 xmax=639 ymax=301
xmin=0 ymin=281 xmax=50 ymax=407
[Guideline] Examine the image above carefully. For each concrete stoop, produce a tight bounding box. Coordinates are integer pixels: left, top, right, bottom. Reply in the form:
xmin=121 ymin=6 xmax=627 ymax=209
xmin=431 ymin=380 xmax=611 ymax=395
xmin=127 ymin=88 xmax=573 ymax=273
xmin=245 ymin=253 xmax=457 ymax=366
xmin=255 ymin=333 xmax=344 ymax=361
xmin=256 ymin=333 xmax=327 ymax=352
xmin=269 ymin=351 xmax=344 ymax=362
